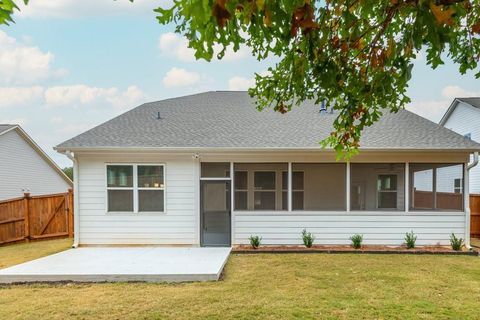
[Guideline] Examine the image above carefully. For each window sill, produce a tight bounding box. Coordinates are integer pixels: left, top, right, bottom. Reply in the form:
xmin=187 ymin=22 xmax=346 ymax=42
xmin=106 ymin=211 xmax=167 ymax=215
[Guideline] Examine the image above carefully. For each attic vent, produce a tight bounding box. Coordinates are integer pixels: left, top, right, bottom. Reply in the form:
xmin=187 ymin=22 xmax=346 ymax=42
xmin=156 ymin=111 xmax=162 ymax=120
xmin=319 ymin=100 xmax=327 ymax=114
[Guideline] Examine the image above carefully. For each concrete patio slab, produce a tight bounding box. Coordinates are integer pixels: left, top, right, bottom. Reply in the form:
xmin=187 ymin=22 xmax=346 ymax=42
xmin=0 ymin=247 xmax=231 ymax=283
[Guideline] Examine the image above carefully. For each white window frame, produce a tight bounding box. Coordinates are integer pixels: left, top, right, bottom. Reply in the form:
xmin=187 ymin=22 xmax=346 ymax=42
xmin=376 ymin=173 xmax=399 ymax=210
xmin=454 ymin=178 xmax=462 ymax=194
xmin=106 ymin=163 xmax=166 ymax=214
xmin=233 ymin=170 xmax=248 ymax=210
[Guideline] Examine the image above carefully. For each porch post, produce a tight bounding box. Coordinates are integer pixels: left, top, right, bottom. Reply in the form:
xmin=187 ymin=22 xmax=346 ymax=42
xmin=346 ymin=162 xmax=350 ymax=212
xmin=405 ymin=163 xmax=409 ymax=212
xmin=464 ymin=163 xmax=470 ymax=248
xmin=288 ymin=162 xmax=292 ymax=212
xmin=230 ymin=162 xmax=235 ymax=246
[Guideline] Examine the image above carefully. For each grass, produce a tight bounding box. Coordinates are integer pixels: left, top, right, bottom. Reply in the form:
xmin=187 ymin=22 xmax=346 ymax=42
xmin=1 ymin=240 xmax=480 ymax=319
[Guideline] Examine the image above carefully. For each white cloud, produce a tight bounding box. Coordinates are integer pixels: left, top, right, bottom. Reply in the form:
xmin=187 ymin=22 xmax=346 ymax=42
xmin=158 ymin=32 xmax=250 ymax=63
xmin=0 ymin=31 xmax=63 ymax=85
xmin=441 ymin=85 xmax=480 ymax=99
xmin=16 ymin=0 xmax=172 ymax=18
xmin=228 ymin=76 xmax=255 ymax=91
xmin=50 ymin=116 xmax=63 ymax=124
xmin=407 ymin=85 xmax=480 ymax=122
xmin=0 ymin=118 xmax=27 ymax=126
xmin=163 ymin=67 xmax=200 ymax=88
xmin=0 ymin=86 xmax=44 ymax=108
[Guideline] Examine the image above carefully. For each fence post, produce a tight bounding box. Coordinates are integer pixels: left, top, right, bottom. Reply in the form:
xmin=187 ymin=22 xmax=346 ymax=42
xmin=23 ymin=192 xmax=31 ymax=242
xmin=67 ymin=188 xmax=74 ymax=238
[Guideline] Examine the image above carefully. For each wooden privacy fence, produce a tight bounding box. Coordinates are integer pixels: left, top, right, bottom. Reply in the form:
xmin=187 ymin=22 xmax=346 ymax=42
xmin=0 ymin=190 xmax=73 ymax=245
xmin=471 ymin=194 xmax=480 ymax=238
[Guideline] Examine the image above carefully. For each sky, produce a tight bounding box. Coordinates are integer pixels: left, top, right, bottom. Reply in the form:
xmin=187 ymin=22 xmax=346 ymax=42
xmin=1 ymin=0 xmax=479 ymax=168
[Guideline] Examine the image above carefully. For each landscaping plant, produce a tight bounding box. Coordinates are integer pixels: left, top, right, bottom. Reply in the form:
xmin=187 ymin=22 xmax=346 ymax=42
xmin=350 ymin=234 xmax=363 ymax=249
xmin=450 ymin=233 xmax=464 ymax=251
xmin=404 ymin=231 xmax=417 ymax=249
xmin=301 ymin=229 xmax=315 ymax=248
xmin=248 ymin=235 xmax=262 ymax=249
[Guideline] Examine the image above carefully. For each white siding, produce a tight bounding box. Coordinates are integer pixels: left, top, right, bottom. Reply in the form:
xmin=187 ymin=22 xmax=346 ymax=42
xmin=234 ymin=212 xmax=464 ymax=246
xmin=443 ymin=101 xmax=480 ymax=194
xmin=0 ymin=130 xmax=71 ymax=200
xmin=77 ymin=154 xmax=198 ymax=245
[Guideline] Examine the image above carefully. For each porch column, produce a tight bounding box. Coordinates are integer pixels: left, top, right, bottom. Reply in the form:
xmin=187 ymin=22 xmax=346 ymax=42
xmin=288 ymin=162 xmax=292 ymax=212
xmin=464 ymin=163 xmax=470 ymax=248
xmin=346 ymin=162 xmax=350 ymax=212
xmin=230 ymin=162 xmax=235 ymax=246
xmin=405 ymin=163 xmax=409 ymax=212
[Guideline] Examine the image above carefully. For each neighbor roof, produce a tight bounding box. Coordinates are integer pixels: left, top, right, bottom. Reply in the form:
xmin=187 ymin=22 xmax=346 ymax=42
xmin=56 ymin=91 xmax=480 ymax=152
xmin=439 ymin=98 xmax=480 ymax=126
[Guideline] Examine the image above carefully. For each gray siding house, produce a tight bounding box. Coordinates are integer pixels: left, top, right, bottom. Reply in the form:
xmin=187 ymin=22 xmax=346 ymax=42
xmin=0 ymin=124 xmax=72 ymax=201
xmin=55 ymin=92 xmax=480 ymax=248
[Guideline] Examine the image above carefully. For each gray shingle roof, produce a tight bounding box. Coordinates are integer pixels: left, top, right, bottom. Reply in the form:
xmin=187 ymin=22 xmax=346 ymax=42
xmin=457 ymin=97 xmax=480 ymax=109
xmin=56 ymin=91 xmax=480 ymax=151
xmin=0 ymin=124 xmax=17 ymax=135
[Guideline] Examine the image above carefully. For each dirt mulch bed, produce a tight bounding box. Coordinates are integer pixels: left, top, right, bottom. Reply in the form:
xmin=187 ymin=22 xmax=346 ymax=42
xmin=232 ymin=245 xmax=478 ymax=256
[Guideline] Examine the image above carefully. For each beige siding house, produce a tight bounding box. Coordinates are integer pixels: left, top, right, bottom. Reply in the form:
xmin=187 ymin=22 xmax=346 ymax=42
xmin=55 ymin=92 xmax=480 ymax=248
xmin=0 ymin=124 xmax=72 ymax=201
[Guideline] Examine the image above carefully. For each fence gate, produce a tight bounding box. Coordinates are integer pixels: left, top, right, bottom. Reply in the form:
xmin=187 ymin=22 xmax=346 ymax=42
xmin=471 ymin=194 xmax=480 ymax=238
xmin=0 ymin=190 xmax=73 ymax=245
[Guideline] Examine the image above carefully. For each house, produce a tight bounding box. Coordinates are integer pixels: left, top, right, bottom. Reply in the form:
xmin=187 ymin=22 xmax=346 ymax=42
xmin=0 ymin=124 xmax=72 ymax=201
xmin=55 ymin=91 xmax=480 ymax=248
xmin=439 ymin=98 xmax=480 ymax=194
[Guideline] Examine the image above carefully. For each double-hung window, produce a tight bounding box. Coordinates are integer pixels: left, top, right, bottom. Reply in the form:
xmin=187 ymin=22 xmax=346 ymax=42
xmin=107 ymin=164 xmax=165 ymax=213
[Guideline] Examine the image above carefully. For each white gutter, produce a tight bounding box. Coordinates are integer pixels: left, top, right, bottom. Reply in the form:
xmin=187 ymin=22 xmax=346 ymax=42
xmin=65 ymin=150 xmax=80 ymax=248
xmin=465 ymin=152 xmax=479 ymax=249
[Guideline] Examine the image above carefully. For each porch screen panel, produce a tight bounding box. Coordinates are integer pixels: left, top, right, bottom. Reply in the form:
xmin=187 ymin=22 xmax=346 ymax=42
xmin=410 ymin=163 xmax=463 ymax=211
xmin=350 ymin=163 xmax=405 ymax=211
xmin=291 ymin=163 xmax=346 ymax=211
xmin=234 ymin=163 xmax=287 ymax=211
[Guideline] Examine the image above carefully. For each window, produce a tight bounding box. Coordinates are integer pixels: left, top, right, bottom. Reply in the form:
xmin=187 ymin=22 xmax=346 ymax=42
xmin=234 ymin=163 xmax=287 ymax=211
xmin=350 ymin=163 xmax=405 ymax=211
xmin=106 ymin=164 xmax=165 ymax=213
xmin=234 ymin=171 xmax=247 ymax=210
xmin=377 ymin=174 xmax=397 ymax=209
xmin=282 ymin=171 xmax=304 ymax=210
xmin=410 ymin=163 xmax=463 ymax=211
xmin=454 ymin=178 xmax=462 ymax=194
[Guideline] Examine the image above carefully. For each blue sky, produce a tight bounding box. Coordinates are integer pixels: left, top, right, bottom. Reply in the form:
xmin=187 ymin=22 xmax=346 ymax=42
xmin=0 ymin=0 xmax=479 ymax=168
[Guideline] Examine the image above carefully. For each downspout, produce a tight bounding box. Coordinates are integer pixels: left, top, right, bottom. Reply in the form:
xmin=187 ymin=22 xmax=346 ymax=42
xmin=65 ymin=151 xmax=80 ymax=248
xmin=465 ymin=152 xmax=479 ymax=249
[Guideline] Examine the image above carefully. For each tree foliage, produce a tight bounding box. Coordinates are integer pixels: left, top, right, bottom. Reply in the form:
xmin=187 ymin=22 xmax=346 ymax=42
xmin=3 ymin=1 xmax=480 ymax=157
xmin=156 ymin=0 xmax=480 ymax=157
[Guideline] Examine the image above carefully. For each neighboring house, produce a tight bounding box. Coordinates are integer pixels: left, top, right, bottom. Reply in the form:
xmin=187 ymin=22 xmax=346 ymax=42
xmin=55 ymin=91 xmax=480 ymax=247
xmin=0 ymin=124 xmax=72 ymax=201
xmin=440 ymin=98 xmax=480 ymax=194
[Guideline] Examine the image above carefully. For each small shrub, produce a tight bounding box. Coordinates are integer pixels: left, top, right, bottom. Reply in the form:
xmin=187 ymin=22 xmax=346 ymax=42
xmin=450 ymin=233 xmax=464 ymax=251
xmin=350 ymin=234 xmax=363 ymax=249
xmin=248 ymin=235 xmax=262 ymax=249
xmin=404 ymin=230 xmax=417 ymax=249
xmin=301 ymin=229 xmax=315 ymax=248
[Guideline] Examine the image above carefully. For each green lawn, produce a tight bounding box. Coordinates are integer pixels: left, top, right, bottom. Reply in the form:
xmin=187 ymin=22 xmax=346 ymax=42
xmin=1 ymin=240 xmax=480 ymax=319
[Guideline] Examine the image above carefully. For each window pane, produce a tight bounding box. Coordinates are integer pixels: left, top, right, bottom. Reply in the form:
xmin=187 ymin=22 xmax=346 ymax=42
xmin=107 ymin=165 xmax=133 ymax=187
xmin=293 ymin=163 xmax=346 ymax=211
xmin=293 ymin=191 xmax=304 ymax=210
xmin=235 ymin=171 xmax=247 ymax=190
xmin=201 ymin=163 xmax=230 ymax=178
xmin=254 ymin=172 xmax=275 ymax=190
xmin=282 ymin=191 xmax=288 ymax=210
xmin=138 ymin=165 xmax=164 ymax=188
xmin=254 ymin=192 xmax=275 ymax=210
xmin=108 ymin=190 xmax=133 ymax=212
xmin=139 ymin=190 xmax=164 ymax=212
xmin=351 ymin=163 xmax=404 ymax=211
xmin=410 ymin=163 xmax=463 ymax=211
xmin=235 ymin=191 xmax=247 ymax=210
